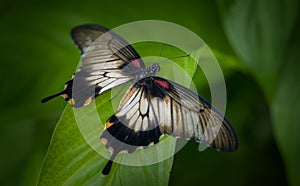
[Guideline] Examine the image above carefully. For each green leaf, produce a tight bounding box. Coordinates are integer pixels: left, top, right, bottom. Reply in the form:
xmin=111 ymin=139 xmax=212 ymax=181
xmin=38 ymin=41 xmax=206 ymax=185
xmin=217 ymin=0 xmax=299 ymax=101
xmin=38 ymin=99 xmax=176 ymax=185
xmin=1 ymin=1 xmax=238 ymax=184
xmin=217 ymin=0 xmax=300 ymax=185
xmin=271 ymin=23 xmax=300 ymax=186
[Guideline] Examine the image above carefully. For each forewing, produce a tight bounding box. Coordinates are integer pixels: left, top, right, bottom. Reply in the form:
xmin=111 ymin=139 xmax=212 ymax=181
xmin=71 ymin=24 xmax=108 ymax=54
xmin=42 ymin=24 xmax=145 ymax=107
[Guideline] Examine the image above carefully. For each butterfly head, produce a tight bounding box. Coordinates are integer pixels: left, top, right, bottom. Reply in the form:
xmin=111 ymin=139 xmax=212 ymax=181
xmin=148 ymin=63 xmax=160 ymax=74
xmin=136 ymin=63 xmax=160 ymax=81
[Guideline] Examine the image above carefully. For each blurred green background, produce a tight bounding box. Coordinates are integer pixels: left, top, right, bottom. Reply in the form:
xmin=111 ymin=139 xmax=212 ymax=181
xmin=1 ymin=0 xmax=299 ymax=185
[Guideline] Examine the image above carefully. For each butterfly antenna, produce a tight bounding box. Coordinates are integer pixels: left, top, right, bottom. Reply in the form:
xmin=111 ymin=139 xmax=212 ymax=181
xmin=156 ymin=43 xmax=167 ymax=64
xmin=108 ymin=84 xmax=129 ymax=102
xmin=159 ymin=43 xmax=166 ymax=57
xmin=168 ymin=53 xmax=190 ymax=60
xmin=157 ymin=43 xmax=190 ymax=64
xmin=108 ymin=89 xmax=123 ymax=102
xmin=158 ymin=53 xmax=191 ymax=65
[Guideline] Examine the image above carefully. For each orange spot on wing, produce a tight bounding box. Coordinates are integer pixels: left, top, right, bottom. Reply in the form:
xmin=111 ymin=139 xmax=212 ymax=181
xmin=101 ymin=137 xmax=108 ymax=145
xmin=105 ymin=121 xmax=113 ymax=129
xmin=83 ymin=96 xmax=93 ymax=106
xmin=69 ymin=98 xmax=75 ymax=105
xmin=120 ymin=149 xmax=129 ymax=153
xmin=108 ymin=146 xmax=114 ymax=154
xmin=62 ymin=94 xmax=68 ymax=99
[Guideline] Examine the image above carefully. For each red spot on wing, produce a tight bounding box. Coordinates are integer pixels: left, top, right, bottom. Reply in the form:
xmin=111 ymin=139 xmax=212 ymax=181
xmin=154 ymin=79 xmax=170 ymax=90
xmin=130 ymin=59 xmax=141 ymax=68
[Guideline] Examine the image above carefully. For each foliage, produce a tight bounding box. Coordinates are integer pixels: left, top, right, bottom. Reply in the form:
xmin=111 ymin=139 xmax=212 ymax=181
xmin=0 ymin=0 xmax=299 ymax=185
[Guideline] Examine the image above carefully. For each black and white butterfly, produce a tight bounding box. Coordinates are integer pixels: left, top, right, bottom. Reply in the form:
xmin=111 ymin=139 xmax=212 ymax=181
xmin=42 ymin=24 xmax=238 ymax=175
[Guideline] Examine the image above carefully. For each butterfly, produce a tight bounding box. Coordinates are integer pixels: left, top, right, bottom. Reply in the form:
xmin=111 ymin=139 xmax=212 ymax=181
xmin=42 ymin=24 xmax=238 ymax=175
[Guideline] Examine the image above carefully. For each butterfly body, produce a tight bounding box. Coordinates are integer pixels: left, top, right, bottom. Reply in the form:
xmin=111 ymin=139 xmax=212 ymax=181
xmin=42 ymin=24 xmax=238 ymax=175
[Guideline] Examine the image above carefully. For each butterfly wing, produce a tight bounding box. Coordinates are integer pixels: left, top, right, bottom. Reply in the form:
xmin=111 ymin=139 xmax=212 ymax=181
xmin=150 ymin=77 xmax=238 ymax=152
xmin=100 ymin=76 xmax=237 ymax=174
xmin=41 ymin=24 xmax=145 ymax=107
xmin=71 ymin=24 xmax=109 ymax=54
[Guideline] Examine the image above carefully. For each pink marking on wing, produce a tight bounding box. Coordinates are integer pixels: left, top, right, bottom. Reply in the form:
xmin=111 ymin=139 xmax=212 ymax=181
xmin=155 ymin=79 xmax=170 ymax=90
xmin=130 ymin=59 xmax=141 ymax=68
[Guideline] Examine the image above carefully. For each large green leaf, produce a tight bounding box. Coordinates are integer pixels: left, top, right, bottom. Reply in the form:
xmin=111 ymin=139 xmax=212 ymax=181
xmin=217 ymin=0 xmax=299 ymax=101
xmin=0 ymin=0 xmax=242 ymax=185
xmin=38 ymin=103 xmax=175 ymax=185
xmin=271 ymin=22 xmax=300 ymax=185
xmin=38 ymin=41 xmax=203 ymax=185
xmin=217 ymin=0 xmax=300 ymax=185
